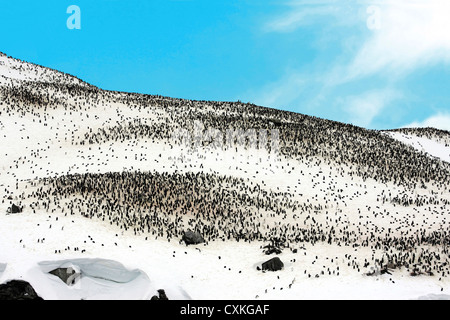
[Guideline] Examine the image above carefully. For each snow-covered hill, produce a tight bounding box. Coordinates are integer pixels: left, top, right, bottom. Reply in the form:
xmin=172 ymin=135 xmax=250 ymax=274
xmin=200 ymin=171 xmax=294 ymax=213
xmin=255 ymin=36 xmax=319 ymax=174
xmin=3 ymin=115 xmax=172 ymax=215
xmin=0 ymin=52 xmax=91 ymax=87
xmin=385 ymin=128 xmax=450 ymax=163
xmin=0 ymin=52 xmax=449 ymax=300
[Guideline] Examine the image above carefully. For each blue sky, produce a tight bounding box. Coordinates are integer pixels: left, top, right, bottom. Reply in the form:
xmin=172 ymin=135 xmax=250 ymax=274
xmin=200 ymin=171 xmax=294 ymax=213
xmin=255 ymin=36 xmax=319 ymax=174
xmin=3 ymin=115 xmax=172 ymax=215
xmin=1 ymin=0 xmax=449 ymax=130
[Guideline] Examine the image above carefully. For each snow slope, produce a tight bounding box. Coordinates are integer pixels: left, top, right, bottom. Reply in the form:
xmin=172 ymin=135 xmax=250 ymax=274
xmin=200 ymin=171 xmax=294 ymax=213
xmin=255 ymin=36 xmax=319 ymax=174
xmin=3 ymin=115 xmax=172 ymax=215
xmin=1 ymin=52 xmax=449 ymax=300
xmin=1 ymin=209 xmax=447 ymax=300
xmin=0 ymin=52 xmax=89 ymax=87
xmin=386 ymin=131 xmax=450 ymax=163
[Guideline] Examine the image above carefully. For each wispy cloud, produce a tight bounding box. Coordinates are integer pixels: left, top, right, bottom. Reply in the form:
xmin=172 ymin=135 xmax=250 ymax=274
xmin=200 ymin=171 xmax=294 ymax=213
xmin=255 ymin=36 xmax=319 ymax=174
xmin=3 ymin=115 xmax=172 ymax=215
xmin=338 ymin=88 xmax=401 ymax=128
xmin=244 ymin=72 xmax=306 ymax=109
xmin=265 ymin=0 xmax=450 ymax=81
xmin=264 ymin=4 xmax=347 ymax=33
xmin=264 ymin=0 xmax=369 ymax=34
xmin=340 ymin=0 xmax=450 ymax=82
xmin=251 ymin=0 xmax=450 ymax=130
xmin=404 ymin=113 xmax=450 ymax=131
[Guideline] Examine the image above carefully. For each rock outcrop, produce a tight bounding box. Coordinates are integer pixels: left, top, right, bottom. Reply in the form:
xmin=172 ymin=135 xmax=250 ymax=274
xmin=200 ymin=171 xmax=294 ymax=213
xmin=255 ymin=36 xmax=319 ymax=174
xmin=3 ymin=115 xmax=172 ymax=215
xmin=0 ymin=280 xmax=43 ymax=300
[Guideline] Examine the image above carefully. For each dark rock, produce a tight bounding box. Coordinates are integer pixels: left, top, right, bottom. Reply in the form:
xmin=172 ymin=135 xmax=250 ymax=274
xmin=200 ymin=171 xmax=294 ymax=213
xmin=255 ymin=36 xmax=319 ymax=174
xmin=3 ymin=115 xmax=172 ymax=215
xmin=49 ymin=267 xmax=81 ymax=286
xmin=261 ymin=257 xmax=284 ymax=272
xmin=157 ymin=289 xmax=169 ymax=300
xmin=0 ymin=280 xmax=43 ymax=300
xmin=9 ymin=204 xmax=22 ymax=214
xmin=151 ymin=289 xmax=169 ymax=300
xmin=182 ymin=229 xmax=204 ymax=246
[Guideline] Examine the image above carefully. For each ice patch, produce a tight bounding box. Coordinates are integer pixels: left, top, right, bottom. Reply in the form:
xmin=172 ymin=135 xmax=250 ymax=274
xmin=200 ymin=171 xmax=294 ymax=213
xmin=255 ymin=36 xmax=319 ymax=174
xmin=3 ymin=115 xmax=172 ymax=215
xmin=0 ymin=263 xmax=6 ymax=275
xmin=34 ymin=258 xmax=153 ymax=300
xmin=39 ymin=258 xmax=142 ymax=283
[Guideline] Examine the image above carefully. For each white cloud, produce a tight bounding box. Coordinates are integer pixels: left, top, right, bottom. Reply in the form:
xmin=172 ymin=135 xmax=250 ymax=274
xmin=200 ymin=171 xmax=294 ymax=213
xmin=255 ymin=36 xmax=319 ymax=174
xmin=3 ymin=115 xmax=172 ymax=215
xmin=266 ymin=1 xmax=450 ymax=82
xmin=254 ymin=1 xmax=450 ymax=129
xmin=264 ymin=1 xmax=362 ymax=33
xmin=340 ymin=88 xmax=401 ymax=128
xmin=265 ymin=5 xmax=342 ymax=33
xmin=341 ymin=0 xmax=450 ymax=82
xmin=243 ymin=73 xmax=306 ymax=109
xmin=403 ymin=113 xmax=450 ymax=131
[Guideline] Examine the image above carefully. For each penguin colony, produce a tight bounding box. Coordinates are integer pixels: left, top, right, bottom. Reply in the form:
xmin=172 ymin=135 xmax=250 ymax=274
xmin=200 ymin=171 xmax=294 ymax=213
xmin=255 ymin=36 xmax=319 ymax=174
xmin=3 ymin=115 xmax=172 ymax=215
xmin=1 ymin=52 xmax=450 ymax=281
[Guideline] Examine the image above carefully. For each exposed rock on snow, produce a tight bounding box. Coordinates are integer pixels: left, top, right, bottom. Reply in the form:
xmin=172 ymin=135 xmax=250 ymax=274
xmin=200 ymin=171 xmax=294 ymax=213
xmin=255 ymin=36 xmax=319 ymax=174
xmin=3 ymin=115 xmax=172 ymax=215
xmin=151 ymin=289 xmax=169 ymax=300
xmin=49 ymin=265 xmax=81 ymax=286
xmin=182 ymin=230 xmax=205 ymax=246
xmin=8 ymin=204 xmax=22 ymax=214
xmin=0 ymin=280 xmax=43 ymax=300
xmin=261 ymin=257 xmax=284 ymax=272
